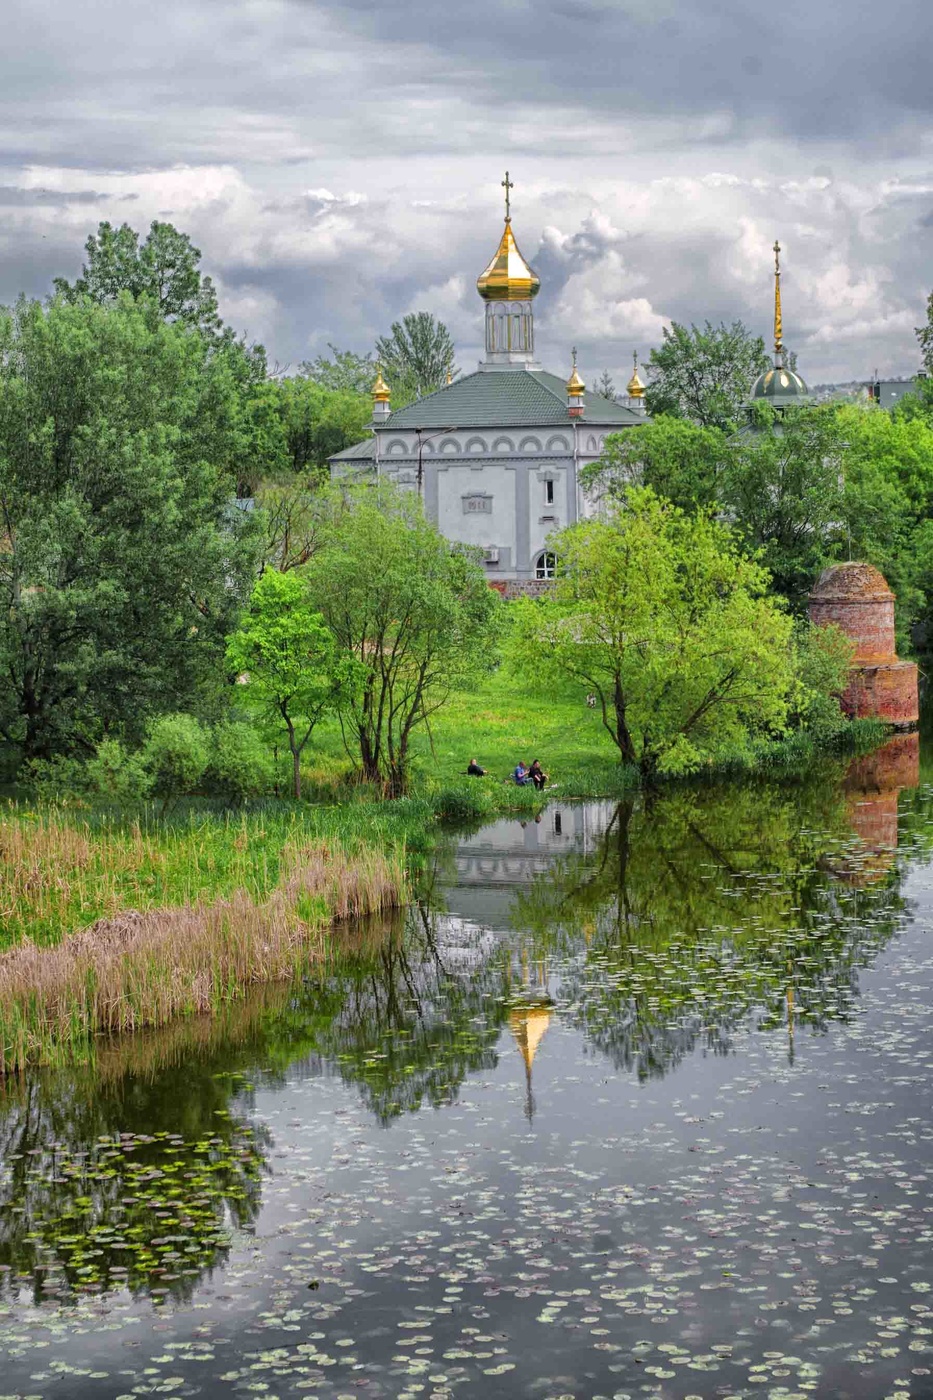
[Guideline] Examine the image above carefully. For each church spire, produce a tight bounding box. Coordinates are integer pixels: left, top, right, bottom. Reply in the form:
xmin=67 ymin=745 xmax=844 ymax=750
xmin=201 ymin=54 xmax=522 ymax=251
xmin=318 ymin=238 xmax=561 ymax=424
xmin=476 ymin=172 xmax=540 ymax=371
xmin=773 ymin=239 xmax=784 ymax=369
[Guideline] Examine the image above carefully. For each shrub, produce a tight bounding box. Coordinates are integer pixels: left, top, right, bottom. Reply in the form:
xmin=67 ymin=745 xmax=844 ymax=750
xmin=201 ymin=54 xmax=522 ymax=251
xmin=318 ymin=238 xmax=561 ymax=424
xmin=143 ymin=714 xmax=210 ymax=804
xmin=208 ymin=722 xmax=275 ymax=803
xmin=85 ymin=738 xmax=153 ymax=802
xmin=431 ymin=783 xmax=494 ymax=825
xmin=24 ymin=754 xmax=92 ymax=801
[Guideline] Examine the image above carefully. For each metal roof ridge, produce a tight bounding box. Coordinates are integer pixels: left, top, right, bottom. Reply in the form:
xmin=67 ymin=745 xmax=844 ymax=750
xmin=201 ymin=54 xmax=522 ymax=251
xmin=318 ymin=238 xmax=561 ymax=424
xmin=527 ymin=368 xmax=568 ymax=407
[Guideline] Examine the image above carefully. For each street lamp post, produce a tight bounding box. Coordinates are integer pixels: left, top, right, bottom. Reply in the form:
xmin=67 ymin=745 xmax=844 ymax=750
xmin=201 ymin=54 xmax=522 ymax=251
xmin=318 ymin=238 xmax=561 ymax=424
xmin=415 ymin=426 xmax=457 ymax=498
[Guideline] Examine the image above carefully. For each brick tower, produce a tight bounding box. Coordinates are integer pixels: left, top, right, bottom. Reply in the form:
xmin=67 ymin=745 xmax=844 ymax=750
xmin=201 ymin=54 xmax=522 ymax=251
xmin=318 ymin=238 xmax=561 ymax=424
xmin=808 ymin=562 xmax=918 ymax=726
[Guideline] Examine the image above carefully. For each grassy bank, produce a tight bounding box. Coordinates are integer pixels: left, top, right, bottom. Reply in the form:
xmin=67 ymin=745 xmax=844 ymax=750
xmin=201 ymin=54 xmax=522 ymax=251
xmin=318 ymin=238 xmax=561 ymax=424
xmin=0 ymin=827 xmax=406 ymax=1073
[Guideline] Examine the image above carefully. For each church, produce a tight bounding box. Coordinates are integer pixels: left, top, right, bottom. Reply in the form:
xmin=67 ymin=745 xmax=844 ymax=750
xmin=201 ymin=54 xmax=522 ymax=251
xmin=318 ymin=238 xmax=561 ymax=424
xmin=329 ymin=176 xmax=648 ymax=592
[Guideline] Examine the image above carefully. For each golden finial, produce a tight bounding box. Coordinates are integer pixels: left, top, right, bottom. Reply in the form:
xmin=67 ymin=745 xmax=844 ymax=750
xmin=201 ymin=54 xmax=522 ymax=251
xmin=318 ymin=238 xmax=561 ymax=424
xmin=773 ymin=239 xmax=784 ymax=366
xmin=371 ymin=365 xmax=390 ymax=402
xmin=446 ymin=368 xmax=452 ymax=385
xmin=566 ymin=346 xmax=585 ymax=396
xmin=626 ymin=348 xmax=646 ymax=399
xmin=476 ymin=174 xmax=540 ymax=302
xmin=502 ymin=170 xmax=514 ymax=222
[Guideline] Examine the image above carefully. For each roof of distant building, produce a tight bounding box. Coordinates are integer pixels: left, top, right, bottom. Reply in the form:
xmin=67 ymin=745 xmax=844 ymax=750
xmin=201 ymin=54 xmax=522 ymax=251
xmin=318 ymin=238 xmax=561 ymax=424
xmin=380 ymin=368 xmax=642 ymax=430
xmin=330 ymin=436 xmax=375 ymax=463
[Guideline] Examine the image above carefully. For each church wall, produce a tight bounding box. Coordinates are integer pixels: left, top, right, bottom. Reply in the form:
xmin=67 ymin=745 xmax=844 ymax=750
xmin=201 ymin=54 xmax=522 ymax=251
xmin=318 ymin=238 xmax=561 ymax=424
xmin=360 ymin=424 xmax=628 ymax=581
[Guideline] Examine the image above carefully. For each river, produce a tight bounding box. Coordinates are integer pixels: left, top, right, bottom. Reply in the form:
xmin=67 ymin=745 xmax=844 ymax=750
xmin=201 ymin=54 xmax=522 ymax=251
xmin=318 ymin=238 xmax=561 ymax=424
xmin=2 ymin=734 xmax=933 ymax=1398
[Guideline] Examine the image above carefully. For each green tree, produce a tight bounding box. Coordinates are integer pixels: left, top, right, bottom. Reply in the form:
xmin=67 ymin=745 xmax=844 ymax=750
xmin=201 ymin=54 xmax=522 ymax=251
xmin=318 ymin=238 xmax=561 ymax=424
xmin=143 ymin=713 xmax=211 ymax=806
xmin=915 ymin=291 xmax=933 ymax=374
xmin=54 ymin=220 xmax=222 ymax=337
xmin=722 ymin=403 xmax=846 ymax=609
xmin=513 ymin=489 xmax=796 ymax=776
xmin=645 ymin=320 xmax=769 ymax=429
xmin=301 ymin=344 xmax=376 ymax=395
xmin=226 ymin=570 xmax=353 ymax=799
xmin=375 ymin=312 xmax=457 ymax=403
xmin=583 ymin=415 xmax=731 ymax=511
xmin=304 ymin=486 xmax=500 ymax=796
xmin=0 ymin=295 xmax=260 ymax=759
xmin=594 ymin=370 xmax=617 ymax=402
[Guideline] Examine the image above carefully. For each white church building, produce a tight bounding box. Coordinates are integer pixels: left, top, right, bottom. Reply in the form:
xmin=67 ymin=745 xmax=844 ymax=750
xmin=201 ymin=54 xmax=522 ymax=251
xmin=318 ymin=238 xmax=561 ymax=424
xmin=330 ymin=178 xmax=647 ymax=591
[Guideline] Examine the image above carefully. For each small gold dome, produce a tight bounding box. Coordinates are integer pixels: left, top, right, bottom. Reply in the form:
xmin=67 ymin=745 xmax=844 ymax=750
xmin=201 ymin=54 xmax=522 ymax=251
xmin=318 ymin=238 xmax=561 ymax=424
xmin=476 ymin=220 xmax=541 ymax=302
xmin=627 ymin=351 xmax=646 ymax=399
xmin=566 ymin=352 xmax=585 ymax=397
xmin=371 ymin=366 xmax=390 ymax=402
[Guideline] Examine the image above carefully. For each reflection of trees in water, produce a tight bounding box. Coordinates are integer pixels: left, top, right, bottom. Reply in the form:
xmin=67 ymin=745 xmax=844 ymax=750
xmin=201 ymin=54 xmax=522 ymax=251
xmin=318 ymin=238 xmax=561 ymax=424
xmin=510 ymin=776 xmax=915 ymax=1081
xmin=302 ymin=904 xmax=511 ymax=1124
xmin=0 ymin=905 xmax=510 ymax=1304
xmin=0 ymin=1035 xmax=270 ymax=1305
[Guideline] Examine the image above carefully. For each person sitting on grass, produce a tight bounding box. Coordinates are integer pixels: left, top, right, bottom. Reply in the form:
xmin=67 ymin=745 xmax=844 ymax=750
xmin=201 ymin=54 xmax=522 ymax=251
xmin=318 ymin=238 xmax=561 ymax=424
xmin=529 ymin=758 xmax=548 ymax=791
xmin=466 ymin=758 xmax=487 ymax=776
xmin=513 ymin=761 xmax=532 ymax=786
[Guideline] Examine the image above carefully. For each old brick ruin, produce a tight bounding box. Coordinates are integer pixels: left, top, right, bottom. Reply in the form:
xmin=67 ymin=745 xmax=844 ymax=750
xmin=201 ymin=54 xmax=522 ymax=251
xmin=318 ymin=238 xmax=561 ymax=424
xmin=808 ymin=562 xmax=918 ymax=726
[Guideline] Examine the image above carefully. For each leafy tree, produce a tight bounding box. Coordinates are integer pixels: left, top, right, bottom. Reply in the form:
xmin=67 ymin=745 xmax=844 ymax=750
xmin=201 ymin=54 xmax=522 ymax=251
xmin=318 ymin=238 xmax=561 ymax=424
xmin=274 ymin=376 xmax=371 ymax=477
xmin=834 ymin=401 xmax=933 ymax=644
xmin=0 ymin=296 xmax=260 ymax=760
xmin=513 ymin=489 xmax=796 ymax=776
xmin=54 ymin=220 xmax=222 ymax=337
xmin=645 ymin=320 xmax=769 ymax=429
xmin=226 ymin=570 xmax=353 ymax=799
xmin=143 ymin=714 xmax=211 ymax=806
xmin=594 ymin=370 xmax=617 ymax=402
xmin=583 ymin=416 xmax=731 ymax=511
xmin=207 ymin=721 xmax=275 ymax=803
xmin=375 ymin=312 xmax=457 ymax=403
xmin=722 ymin=403 xmax=846 ymax=609
xmin=915 ymin=291 xmax=933 ymax=374
xmin=301 ymin=344 xmax=376 ymax=395
xmin=304 ymin=486 xmax=500 ymax=796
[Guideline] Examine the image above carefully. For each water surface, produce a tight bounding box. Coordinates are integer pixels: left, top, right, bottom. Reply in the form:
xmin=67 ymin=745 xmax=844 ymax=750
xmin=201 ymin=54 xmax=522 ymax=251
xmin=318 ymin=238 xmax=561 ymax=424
xmin=3 ymin=736 xmax=933 ymax=1398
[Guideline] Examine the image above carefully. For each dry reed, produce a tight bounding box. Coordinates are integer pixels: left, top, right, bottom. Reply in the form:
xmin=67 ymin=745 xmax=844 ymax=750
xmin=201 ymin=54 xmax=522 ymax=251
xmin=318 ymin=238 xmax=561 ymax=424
xmin=0 ymin=839 xmax=406 ymax=1074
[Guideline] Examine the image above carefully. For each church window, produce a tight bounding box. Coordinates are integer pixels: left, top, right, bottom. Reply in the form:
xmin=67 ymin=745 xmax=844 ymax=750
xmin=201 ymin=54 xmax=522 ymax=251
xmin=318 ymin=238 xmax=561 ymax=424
xmin=535 ymin=551 xmax=557 ymax=580
xmin=545 ymin=479 xmax=555 ymax=505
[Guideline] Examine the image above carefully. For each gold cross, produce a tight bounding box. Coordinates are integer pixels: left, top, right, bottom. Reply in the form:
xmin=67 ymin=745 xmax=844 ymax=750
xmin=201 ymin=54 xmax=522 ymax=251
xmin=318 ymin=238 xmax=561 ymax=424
xmin=502 ymin=171 xmax=514 ymax=221
xmin=773 ymin=239 xmax=781 ymax=274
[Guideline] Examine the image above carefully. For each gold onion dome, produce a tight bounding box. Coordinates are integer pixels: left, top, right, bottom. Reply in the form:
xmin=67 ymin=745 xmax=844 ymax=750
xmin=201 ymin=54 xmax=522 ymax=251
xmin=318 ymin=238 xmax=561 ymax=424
xmin=627 ymin=351 xmax=646 ymax=399
xmin=371 ymin=366 xmax=390 ymax=402
xmin=566 ymin=349 xmax=585 ymax=397
xmin=476 ymin=221 xmax=541 ymax=302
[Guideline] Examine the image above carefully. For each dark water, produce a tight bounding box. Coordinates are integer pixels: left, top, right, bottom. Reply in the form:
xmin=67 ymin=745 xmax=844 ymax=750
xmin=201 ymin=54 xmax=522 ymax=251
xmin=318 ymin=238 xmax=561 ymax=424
xmin=3 ymin=736 xmax=933 ymax=1398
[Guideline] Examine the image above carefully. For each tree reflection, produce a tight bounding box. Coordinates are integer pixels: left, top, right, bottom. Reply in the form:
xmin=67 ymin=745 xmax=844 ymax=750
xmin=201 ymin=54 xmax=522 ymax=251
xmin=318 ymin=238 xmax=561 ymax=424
xmin=0 ymin=1021 xmax=271 ymax=1305
xmin=509 ymin=752 xmax=920 ymax=1080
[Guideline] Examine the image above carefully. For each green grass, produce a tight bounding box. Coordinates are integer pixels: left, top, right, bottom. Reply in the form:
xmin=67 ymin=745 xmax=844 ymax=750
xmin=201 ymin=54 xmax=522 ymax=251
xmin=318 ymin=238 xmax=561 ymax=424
xmin=0 ymin=800 xmax=430 ymax=950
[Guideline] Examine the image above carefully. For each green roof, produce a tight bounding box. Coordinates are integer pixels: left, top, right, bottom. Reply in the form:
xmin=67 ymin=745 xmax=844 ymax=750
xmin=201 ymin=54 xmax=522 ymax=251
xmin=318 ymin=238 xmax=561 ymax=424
xmin=752 ymin=364 xmax=809 ymax=403
xmin=380 ymin=368 xmax=642 ymax=429
xmin=330 ymin=437 xmax=375 ymax=463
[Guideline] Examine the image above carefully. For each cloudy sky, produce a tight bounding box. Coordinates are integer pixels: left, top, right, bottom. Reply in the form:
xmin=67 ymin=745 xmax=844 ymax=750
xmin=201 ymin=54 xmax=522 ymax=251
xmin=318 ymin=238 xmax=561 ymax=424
xmin=2 ymin=0 xmax=932 ymax=388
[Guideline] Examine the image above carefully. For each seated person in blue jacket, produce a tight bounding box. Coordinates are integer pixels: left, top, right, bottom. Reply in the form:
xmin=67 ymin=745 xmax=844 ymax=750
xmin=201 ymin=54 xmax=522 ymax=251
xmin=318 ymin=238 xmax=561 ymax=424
xmin=513 ymin=761 xmax=533 ymax=786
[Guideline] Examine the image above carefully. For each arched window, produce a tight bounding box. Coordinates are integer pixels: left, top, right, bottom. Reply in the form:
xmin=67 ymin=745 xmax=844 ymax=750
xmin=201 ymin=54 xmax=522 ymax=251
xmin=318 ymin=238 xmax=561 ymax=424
xmin=535 ymin=551 xmax=557 ymax=580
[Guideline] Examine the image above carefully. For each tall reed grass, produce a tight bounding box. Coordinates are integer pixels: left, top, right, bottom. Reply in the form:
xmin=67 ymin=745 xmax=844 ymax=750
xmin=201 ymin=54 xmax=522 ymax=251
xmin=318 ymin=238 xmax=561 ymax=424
xmin=0 ymin=838 xmax=406 ymax=1074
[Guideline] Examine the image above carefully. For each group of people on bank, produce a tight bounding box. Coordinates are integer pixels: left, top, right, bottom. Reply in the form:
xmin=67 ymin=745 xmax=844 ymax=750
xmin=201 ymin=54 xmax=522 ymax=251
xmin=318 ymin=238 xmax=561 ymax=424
xmin=466 ymin=757 xmax=549 ymax=790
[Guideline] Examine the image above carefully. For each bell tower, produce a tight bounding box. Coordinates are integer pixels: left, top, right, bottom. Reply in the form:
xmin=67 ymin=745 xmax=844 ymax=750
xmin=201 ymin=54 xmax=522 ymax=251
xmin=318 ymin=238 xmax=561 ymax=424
xmin=476 ymin=172 xmax=541 ymax=371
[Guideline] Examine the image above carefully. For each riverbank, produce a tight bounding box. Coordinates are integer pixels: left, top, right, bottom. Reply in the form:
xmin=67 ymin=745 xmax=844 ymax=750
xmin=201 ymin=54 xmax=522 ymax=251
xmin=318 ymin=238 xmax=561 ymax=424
xmin=0 ymin=692 xmax=899 ymax=1072
xmin=0 ymin=813 xmax=408 ymax=1074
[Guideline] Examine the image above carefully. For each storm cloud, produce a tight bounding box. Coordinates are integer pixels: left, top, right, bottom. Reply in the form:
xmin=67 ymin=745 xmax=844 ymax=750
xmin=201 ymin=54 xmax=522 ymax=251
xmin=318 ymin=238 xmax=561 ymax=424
xmin=1 ymin=0 xmax=931 ymax=386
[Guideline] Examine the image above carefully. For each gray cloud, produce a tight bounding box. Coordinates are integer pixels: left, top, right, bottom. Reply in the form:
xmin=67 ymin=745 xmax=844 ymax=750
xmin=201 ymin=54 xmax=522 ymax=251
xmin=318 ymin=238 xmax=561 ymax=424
xmin=0 ymin=0 xmax=931 ymax=385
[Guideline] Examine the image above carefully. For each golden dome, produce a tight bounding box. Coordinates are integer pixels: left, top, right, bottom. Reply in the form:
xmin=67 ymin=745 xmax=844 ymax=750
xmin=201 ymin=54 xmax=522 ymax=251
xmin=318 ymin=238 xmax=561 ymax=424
xmin=476 ymin=220 xmax=541 ymax=302
xmin=509 ymin=1000 xmax=553 ymax=1075
xmin=566 ymin=350 xmax=585 ymax=397
xmin=371 ymin=366 xmax=390 ymax=402
xmin=627 ymin=351 xmax=646 ymax=399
